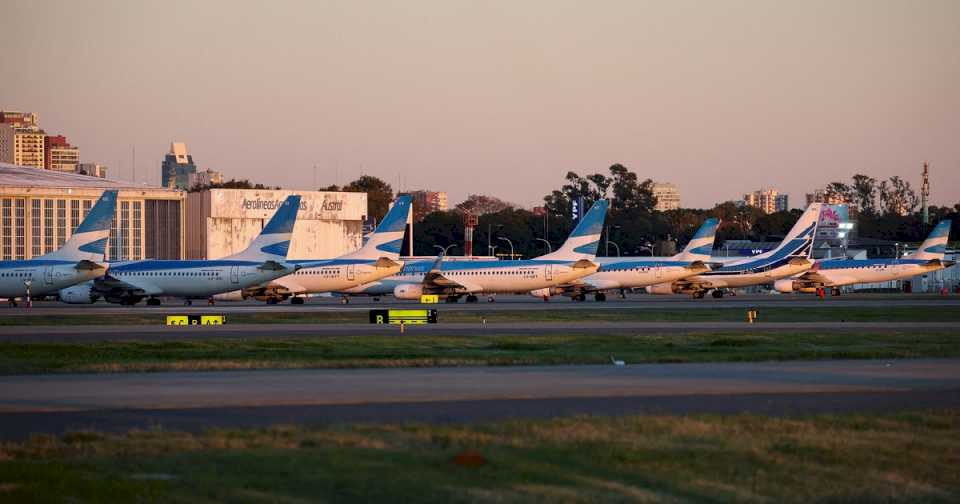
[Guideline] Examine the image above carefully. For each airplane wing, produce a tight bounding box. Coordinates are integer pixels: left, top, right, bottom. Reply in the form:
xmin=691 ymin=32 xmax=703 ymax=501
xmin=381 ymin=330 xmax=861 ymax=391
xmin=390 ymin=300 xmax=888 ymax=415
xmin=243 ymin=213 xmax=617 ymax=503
xmin=685 ymin=260 xmax=713 ymax=273
xmin=374 ymin=257 xmax=401 ymax=268
xmin=94 ymin=275 xmax=162 ymax=296
xmin=74 ymin=260 xmax=106 ymax=271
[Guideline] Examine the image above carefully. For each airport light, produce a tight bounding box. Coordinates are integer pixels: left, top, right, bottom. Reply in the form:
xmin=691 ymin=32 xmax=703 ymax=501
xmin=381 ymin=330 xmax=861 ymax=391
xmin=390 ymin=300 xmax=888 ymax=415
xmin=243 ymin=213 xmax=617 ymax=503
xmin=433 ymin=244 xmax=457 ymax=256
xmin=608 ymin=240 xmax=621 ymax=257
xmin=535 ymin=238 xmax=552 ymax=254
xmin=605 ymin=225 xmax=621 ymax=256
xmin=498 ymin=236 xmax=515 ymax=259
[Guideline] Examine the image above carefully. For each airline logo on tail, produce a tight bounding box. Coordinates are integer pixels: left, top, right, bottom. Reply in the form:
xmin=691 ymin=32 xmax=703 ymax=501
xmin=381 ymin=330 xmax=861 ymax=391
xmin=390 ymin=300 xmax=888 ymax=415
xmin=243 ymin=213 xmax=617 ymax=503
xmin=42 ymin=190 xmax=118 ymax=262
xmin=540 ymin=199 xmax=609 ymax=261
xmin=227 ymin=195 xmax=302 ymax=261
xmin=678 ymin=218 xmax=720 ymax=260
xmin=910 ymin=220 xmax=952 ymax=260
xmin=341 ymin=195 xmax=412 ymax=260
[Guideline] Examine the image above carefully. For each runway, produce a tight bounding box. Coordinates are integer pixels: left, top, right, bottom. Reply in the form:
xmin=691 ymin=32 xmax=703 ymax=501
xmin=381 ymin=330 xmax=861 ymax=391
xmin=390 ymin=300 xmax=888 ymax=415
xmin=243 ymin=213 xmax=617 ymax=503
xmin=4 ymin=293 xmax=959 ymax=316
xmin=0 ymin=321 xmax=954 ymax=342
xmin=1 ymin=359 xmax=957 ymax=440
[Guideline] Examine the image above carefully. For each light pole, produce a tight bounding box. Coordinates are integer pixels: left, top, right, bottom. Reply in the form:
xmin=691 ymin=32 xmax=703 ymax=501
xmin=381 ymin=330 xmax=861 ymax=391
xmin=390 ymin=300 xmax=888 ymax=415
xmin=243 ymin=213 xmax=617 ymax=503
xmin=433 ymin=244 xmax=456 ymax=256
xmin=605 ymin=224 xmax=621 ymax=256
xmin=608 ymin=240 xmax=621 ymax=257
xmin=535 ymin=238 xmax=552 ymax=254
xmin=638 ymin=242 xmax=654 ymax=257
xmin=498 ymin=237 xmax=514 ymax=259
xmin=488 ymin=223 xmax=503 ymax=256
xmin=490 ymin=245 xmax=497 ymax=258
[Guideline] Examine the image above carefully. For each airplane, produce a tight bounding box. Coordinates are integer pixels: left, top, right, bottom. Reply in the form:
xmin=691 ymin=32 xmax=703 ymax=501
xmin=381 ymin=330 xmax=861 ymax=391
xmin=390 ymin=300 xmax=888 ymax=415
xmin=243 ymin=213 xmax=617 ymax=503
xmin=346 ymin=199 xmax=610 ymax=303
xmin=646 ymin=203 xmax=824 ymax=298
xmin=775 ymin=219 xmax=956 ymax=295
xmin=224 ymin=195 xmax=412 ymax=304
xmin=1 ymin=190 xmax=117 ymax=306
xmin=532 ymin=218 xmax=721 ymax=302
xmin=60 ymin=195 xmax=303 ymax=305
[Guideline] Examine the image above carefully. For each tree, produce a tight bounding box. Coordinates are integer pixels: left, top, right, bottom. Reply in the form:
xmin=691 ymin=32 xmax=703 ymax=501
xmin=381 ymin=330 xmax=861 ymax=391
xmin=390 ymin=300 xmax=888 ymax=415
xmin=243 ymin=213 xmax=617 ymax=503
xmin=455 ymin=194 xmax=515 ymax=216
xmin=341 ymin=175 xmax=394 ymax=221
xmin=188 ymin=178 xmax=274 ymax=192
xmin=851 ymin=174 xmax=878 ymax=215
xmin=825 ymin=182 xmax=852 ymax=204
xmin=879 ymin=176 xmax=918 ymax=216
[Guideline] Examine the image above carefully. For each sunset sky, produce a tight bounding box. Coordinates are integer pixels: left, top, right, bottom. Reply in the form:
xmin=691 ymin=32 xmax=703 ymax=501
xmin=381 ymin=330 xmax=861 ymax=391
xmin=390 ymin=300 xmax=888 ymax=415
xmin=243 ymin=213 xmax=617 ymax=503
xmin=2 ymin=0 xmax=958 ymax=208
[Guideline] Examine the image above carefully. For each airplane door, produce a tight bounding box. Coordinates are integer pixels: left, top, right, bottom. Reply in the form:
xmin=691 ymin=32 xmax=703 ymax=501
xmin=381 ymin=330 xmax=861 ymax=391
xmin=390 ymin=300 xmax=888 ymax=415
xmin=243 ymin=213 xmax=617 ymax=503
xmin=44 ymin=267 xmax=54 ymax=285
xmin=545 ymin=265 xmax=553 ymax=282
xmin=346 ymin=264 xmax=356 ymax=282
xmin=655 ymin=263 xmax=662 ymax=280
xmin=230 ymin=266 xmax=240 ymax=284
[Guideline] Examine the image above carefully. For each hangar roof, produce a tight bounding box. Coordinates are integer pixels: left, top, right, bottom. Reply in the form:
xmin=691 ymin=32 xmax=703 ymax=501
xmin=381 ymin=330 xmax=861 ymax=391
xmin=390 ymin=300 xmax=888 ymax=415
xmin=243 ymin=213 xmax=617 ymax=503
xmin=0 ymin=162 xmax=178 ymax=192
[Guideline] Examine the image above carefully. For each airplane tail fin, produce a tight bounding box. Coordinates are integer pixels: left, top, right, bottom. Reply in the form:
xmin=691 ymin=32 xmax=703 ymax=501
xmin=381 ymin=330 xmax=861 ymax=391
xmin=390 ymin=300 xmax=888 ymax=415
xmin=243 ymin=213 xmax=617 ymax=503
xmin=675 ymin=218 xmax=719 ymax=261
xmin=538 ymin=199 xmax=609 ymax=261
xmin=42 ymin=190 xmax=118 ymax=263
xmin=226 ymin=195 xmax=302 ymax=261
xmin=760 ymin=203 xmax=821 ymax=259
xmin=340 ymin=195 xmax=412 ymax=260
xmin=908 ymin=220 xmax=951 ymax=260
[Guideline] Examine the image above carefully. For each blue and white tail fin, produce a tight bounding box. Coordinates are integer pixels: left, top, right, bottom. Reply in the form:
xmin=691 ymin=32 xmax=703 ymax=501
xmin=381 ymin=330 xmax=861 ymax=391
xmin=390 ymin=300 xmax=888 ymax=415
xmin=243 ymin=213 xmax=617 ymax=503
xmin=226 ymin=195 xmax=302 ymax=261
xmin=675 ymin=218 xmax=719 ymax=261
xmin=42 ymin=190 xmax=117 ymax=263
xmin=909 ymin=220 xmax=951 ymax=260
xmin=752 ymin=203 xmax=821 ymax=260
xmin=340 ymin=195 xmax=411 ymax=261
xmin=539 ymin=199 xmax=609 ymax=261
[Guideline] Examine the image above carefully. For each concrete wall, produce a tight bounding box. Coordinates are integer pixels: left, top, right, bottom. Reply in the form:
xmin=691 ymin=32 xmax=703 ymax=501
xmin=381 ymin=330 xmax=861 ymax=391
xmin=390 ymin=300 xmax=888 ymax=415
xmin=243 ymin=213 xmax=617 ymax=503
xmin=186 ymin=189 xmax=367 ymax=260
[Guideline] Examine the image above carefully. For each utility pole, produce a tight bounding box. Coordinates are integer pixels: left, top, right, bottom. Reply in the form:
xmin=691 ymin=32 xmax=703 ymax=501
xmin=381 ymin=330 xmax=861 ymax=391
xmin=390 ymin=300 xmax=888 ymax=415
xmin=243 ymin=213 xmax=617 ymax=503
xmin=921 ymin=162 xmax=930 ymax=233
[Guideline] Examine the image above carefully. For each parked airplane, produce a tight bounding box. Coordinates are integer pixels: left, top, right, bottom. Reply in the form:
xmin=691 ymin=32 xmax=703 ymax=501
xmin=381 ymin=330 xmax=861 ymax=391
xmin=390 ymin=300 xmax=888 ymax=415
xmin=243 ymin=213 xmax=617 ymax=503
xmin=229 ymin=195 xmax=412 ymax=304
xmin=775 ymin=220 xmax=956 ymax=295
xmin=1 ymin=190 xmax=117 ymax=306
xmin=347 ymin=199 xmax=609 ymax=302
xmin=532 ymin=218 xmax=721 ymax=301
xmin=646 ymin=203 xmax=824 ymax=298
xmin=60 ymin=195 xmax=303 ymax=305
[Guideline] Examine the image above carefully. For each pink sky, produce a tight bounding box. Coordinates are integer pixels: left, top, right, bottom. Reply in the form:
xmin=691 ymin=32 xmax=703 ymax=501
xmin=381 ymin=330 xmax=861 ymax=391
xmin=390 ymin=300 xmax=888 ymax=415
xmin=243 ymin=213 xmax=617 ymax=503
xmin=2 ymin=0 xmax=958 ymax=208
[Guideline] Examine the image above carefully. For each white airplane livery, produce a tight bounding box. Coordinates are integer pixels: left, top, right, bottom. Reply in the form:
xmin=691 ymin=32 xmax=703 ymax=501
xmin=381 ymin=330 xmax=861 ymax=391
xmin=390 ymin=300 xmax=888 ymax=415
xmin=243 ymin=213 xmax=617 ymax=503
xmin=61 ymin=195 xmax=303 ymax=305
xmin=379 ymin=199 xmax=609 ymax=302
xmin=1 ymin=190 xmax=117 ymax=306
xmin=775 ymin=219 xmax=956 ymax=294
xmin=233 ymin=195 xmax=412 ymax=304
xmin=646 ymin=203 xmax=824 ymax=298
xmin=533 ymin=218 xmax=721 ymax=301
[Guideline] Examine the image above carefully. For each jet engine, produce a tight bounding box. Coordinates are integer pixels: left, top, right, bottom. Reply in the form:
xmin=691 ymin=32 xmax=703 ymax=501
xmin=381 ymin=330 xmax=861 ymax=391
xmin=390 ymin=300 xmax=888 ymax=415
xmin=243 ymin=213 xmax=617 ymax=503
xmin=213 ymin=290 xmax=247 ymax=302
xmin=393 ymin=283 xmax=424 ymax=300
xmin=773 ymin=279 xmax=795 ymax=293
xmin=645 ymin=283 xmax=678 ymax=295
xmin=529 ymin=287 xmax=563 ymax=298
xmin=59 ymin=282 xmax=99 ymax=304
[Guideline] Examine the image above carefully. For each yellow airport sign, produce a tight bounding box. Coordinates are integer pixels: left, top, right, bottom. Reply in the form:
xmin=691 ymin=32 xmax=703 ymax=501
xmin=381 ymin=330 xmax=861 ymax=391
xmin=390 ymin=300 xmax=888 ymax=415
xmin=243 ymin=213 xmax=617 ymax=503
xmin=419 ymin=294 xmax=439 ymax=304
xmin=165 ymin=314 xmax=226 ymax=326
xmin=369 ymin=309 xmax=438 ymax=324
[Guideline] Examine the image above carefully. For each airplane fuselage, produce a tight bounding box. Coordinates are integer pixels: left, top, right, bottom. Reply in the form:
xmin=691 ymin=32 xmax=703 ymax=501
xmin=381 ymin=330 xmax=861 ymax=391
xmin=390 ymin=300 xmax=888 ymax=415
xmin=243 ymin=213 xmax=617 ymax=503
xmin=102 ymin=260 xmax=295 ymax=299
xmin=0 ymin=259 xmax=103 ymax=298
xmin=273 ymin=259 xmax=402 ymax=294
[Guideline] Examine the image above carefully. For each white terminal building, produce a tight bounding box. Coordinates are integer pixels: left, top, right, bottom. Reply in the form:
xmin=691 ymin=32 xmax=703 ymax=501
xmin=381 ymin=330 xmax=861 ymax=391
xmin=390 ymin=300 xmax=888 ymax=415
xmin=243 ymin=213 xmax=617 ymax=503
xmin=185 ymin=189 xmax=368 ymax=260
xmin=0 ymin=162 xmax=184 ymax=261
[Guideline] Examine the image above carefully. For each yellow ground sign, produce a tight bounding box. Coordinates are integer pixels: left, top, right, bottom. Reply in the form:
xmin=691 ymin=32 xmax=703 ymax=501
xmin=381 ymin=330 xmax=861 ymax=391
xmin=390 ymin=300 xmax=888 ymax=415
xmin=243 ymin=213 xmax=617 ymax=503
xmin=369 ymin=309 xmax=438 ymax=324
xmin=419 ymin=294 xmax=439 ymax=304
xmin=165 ymin=315 xmax=226 ymax=326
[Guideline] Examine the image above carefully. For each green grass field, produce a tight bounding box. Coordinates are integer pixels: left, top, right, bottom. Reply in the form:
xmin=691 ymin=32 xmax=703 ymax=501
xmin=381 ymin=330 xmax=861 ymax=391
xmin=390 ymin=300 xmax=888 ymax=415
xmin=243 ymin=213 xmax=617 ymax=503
xmin=1 ymin=330 xmax=956 ymax=374
xmin=1 ymin=305 xmax=959 ymax=326
xmin=2 ymin=410 xmax=958 ymax=502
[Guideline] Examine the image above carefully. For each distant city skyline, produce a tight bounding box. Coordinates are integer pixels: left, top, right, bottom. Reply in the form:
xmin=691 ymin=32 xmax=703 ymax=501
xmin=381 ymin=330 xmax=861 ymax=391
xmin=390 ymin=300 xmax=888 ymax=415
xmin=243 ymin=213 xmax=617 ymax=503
xmin=2 ymin=0 xmax=958 ymax=209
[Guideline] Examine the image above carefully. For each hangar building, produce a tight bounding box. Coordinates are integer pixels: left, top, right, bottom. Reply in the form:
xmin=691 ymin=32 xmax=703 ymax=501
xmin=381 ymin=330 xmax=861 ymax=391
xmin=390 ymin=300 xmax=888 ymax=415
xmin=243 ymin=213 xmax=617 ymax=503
xmin=0 ymin=162 xmax=184 ymax=261
xmin=185 ymin=189 xmax=367 ymax=260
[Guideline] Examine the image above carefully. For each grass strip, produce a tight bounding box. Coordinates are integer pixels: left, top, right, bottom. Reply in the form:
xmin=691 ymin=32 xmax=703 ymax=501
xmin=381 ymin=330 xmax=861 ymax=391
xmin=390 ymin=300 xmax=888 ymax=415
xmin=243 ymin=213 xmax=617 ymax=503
xmin=1 ymin=330 xmax=957 ymax=374
xmin=1 ymin=410 xmax=958 ymax=502
xmin=1 ymin=305 xmax=960 ymax=326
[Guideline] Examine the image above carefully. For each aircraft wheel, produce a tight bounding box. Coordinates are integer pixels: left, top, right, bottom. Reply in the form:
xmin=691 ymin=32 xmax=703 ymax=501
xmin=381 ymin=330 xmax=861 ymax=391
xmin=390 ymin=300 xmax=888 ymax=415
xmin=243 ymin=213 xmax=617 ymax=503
xmin=373 ymin=297 xmax=380 ymax=302
xmin=466 ymin=295 xmax=478 ymax=303
xmin=266 ymin=298 xmax=279 ymax=305
xmin=146 ymin=298 xmax=161 ymax=306
xmin=575 ymin=294 xmax=586 ymax=302
xmin=595 ymin=293 xmax=607 ymax=302
xmin=445 ymin=296 xmax=459 ymax=303
xmin=340 ymin=297 xmax=350 ymax=304
xmin=9 ymin=299 xmax=18 ymax=307
xmin=831 ymin=288 xmax=841 ymax=297
xmin=487 ymin=296 xmax=495 ymax=303
xmin=291 ymin=297 xmax=305 ymax=305
xmin=693 ymin=291 xmax=705 ymax=299
xmin=712 ymin=290 xmax=724 ymax=299
xmin=184 ymin=299 xmax=193 ymax=306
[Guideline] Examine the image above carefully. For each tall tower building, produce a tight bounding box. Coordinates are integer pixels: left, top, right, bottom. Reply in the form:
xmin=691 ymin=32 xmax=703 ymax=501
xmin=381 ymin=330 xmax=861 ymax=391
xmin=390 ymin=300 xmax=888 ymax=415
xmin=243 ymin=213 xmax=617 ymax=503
xmin=742 ymin=188 xmax=788 ymax=214
xmin=160 ymin=142 xmax=198 ymax=189
xmin=652 ymin=182 xmax=681 ymax=211
xmin=44 ymin=135 xmax=80 ymax=172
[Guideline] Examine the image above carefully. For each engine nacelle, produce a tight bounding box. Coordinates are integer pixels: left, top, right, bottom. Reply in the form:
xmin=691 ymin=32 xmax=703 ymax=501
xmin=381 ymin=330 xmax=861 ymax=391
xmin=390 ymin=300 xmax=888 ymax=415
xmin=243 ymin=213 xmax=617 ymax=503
xmin=213 ymin=290 xmax=247 ymax=302
xmin=59 ymin=282 xmax=99 ymax=304
xmin=529 ymin=287 xmax=563 ymax=298
xmin=393 ymin=283 xmax=424 ymax=300
xmin=773 ymin=279 xmax=795 ymax=293
xmin=645 ymin=283 xmax=678 ymax=295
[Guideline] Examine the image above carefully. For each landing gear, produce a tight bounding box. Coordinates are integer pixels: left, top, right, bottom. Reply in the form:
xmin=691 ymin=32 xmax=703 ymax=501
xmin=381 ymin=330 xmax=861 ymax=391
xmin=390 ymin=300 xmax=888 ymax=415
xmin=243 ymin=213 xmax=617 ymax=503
xmin=372 ymin=297 xmax=380 ymax=302
xmin=184 ymin=299 xmax=193 ymax=306
xmin=618 ymin=289 xmax=627 ymax=299
xmin=831 ymin=287 xmax=842 ymax=297
xmin=573 ymin=293 xmax=587 ymax=302
xmin=445 ymin=296 xmax=459 ymax=303
xmin=487 ymin=296 xmax=495 ymax=303
xmin=266 ymin=298 xmax=279 ymax=305
xmin=207 ymin=298 xmax=216 ymax=306
xmin=146 ymin=298 xmax=161 ymax=306
xmin=291 ymin=296 xmax=305 ymax=305
xmin=594 ymin=293 xmax=607 ymax=302
xmin=340 ymin=296 xmax=351 ymax=305
xmin=465 ymin=295 xmax=478 ymax=303
xmin=8 ymin=298 xmax=17 ymax=307
xmin=712 ymin=290 xmax=724 ymax=299
xmin=693 ymin=291 xmax=706 ymax=299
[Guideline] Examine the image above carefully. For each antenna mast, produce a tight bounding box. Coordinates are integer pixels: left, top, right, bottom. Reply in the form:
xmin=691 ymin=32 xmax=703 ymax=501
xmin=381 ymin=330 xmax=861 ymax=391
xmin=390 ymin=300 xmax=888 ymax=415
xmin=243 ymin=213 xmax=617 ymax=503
xmin=921 ymin=162 xmax=930 ymax=233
